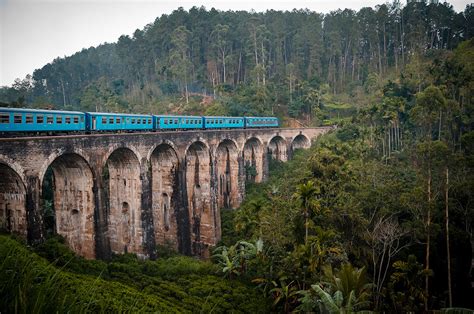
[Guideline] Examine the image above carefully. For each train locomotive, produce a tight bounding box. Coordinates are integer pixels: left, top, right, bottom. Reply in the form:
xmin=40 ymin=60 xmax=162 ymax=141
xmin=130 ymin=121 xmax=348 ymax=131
xmin=0 ymin=107 xmax=279 ymax=134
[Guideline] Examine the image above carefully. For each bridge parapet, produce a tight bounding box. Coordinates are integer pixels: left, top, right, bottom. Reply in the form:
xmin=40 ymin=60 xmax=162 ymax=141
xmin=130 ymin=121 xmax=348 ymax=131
xmin=0 ymin=127 xmax=332 ymax=259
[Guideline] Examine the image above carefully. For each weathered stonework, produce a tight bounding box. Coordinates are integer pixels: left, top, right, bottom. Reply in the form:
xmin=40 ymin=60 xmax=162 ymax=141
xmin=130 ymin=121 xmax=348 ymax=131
xmin=106 ymin=148 xmax=143 ymax=255
xmin=0 ymin=127 xmax=331 ymax=259
xmin=216 ymin=139 xmax=239 ymax=209
xmin=243 ymin=137 xmax=264 ymax=183
xmin=0 ymin=163 xmax=27 ymax=236
xmin=151 ymin=143 xmax=179 ymax=250
xmin=49 ymin=154 xmax=95 ymax=259
xmin=268 ymin=135 xmax=288 ymax=162
xmin=185 ymin=141 xmax=213 ymax=257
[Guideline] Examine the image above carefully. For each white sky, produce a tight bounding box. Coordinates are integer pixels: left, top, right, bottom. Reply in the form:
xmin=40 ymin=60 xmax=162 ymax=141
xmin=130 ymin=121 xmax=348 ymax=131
xmin=0 ymin=0 xmax=471 ymax=87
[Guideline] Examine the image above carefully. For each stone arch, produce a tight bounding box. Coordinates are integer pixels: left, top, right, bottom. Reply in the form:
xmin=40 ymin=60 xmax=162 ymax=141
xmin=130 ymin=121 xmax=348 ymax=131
xmin=216 ymin=139 xmax=239 ymax=209
xmin=0 ymin=163 xmax=27 ymax=236
xmin=185 ymin=141 xmax=212 ymax=256
xmin=243 ymin=137 xmax=264 ymax=183
xmin=39 ymin=148 xmax=93 ymax=184
xmin=102 ymin=144 xmax=142 ymax=170
xmin=0 ymin=155 xmax=27 ymax=185
xmin=147 ymin=140 xmax=180 ymax=162
xmin=42 ymin=153 xmax=95 ymax=258
xmin=183 ymin=137 xmax=210 ymax=158
xmin=291 ymin=134 xmax=311 ymax=152
xmin=105 ymin=147 xmax=143 ymax=254
xmin=150 ymin=143 xmax=179 ymax=248
xmin=268 ymin=135 xmax=287 ymax=162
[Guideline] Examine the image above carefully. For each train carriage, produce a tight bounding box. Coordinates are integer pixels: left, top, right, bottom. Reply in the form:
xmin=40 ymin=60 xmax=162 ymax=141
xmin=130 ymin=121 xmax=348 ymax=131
xmin=245 ymin=117 xmax=279 ymax=128
xmin=86 ymin=112 xmax=153 ymax=131
xmin=0 ymin=107 xmax=280 ymax=136
xmin=154 ymin=115 xmax=204 ymax=130
xmin=204 ymin=116 xmax=245 ymax=129
xmin=0 ymin=107 xmax=86 ymax=133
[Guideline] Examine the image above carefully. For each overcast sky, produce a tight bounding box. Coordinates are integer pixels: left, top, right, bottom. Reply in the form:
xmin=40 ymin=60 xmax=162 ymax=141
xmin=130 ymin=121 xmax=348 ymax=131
xmin=0 ymin=0 xmax=471 ymax=87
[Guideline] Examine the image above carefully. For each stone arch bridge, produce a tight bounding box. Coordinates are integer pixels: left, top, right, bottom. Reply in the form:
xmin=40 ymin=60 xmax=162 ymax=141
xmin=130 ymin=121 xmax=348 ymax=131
xmin=0 ymin=127 xmax=331 ymax=259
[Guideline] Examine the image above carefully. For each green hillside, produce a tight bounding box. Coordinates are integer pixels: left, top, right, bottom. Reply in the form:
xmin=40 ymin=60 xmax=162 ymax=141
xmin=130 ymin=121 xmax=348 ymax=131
xmin=0 ymin=235 xmax=269 ymax=313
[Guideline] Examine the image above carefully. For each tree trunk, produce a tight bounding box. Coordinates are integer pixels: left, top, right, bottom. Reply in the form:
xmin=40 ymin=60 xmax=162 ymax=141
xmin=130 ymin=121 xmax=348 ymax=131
xmin=401 ymin=11 xmax=405 ymax=67
xmin=439 ymin=110 xmax=442 ymax=141
xmin=222 ymin=49 xmax=226 ymax=83
xmin=237 ymin=50 xmax=242 ymax=84
xmin=261 ymin=42 xmax=266 ymax=86
xmin=446 ymin=167 xmax=453 ymax=307
xmin=425 ymin=166 xmax=432 ymax=312
xmin=60 ymin=79 xmax=67 ymax=107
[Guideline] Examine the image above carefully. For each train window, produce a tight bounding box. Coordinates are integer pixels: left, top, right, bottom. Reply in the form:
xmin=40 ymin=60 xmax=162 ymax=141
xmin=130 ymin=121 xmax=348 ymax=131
xmin=148 ymin=118 xmax=151 ymax=124
xmin=109 ymin=118 xmax=114 ymax=124
xmin=25 ymin=114 xmax=33 ymax=124
xmin=143 ymin=119 xmax=146 ymax=124
xmin=117 ymin=118 xmax=121 ymax=124
xmin=14 ymin=114 xmax=22 ymax=123
xmin=37 ymin=115 xmax=44 ymax=123
xmin=47 ymin=116 xmax=53 ymax=124
xmin=131 ymin=119 xmax=135 ymax=124
xmin=164 ymin=119 xmax=168 ymax=125
xmin=136 ymin=119 xmax=141 ymax=124
xmin=81 ymin=116 xmax=84 ymax=122
xmin=102 ymin=117 xmax=107 ymax=124
xmin=56 ymin=116 xmax=62 ymax=124
xmin=220 ymin=119 xmax=223 ymax=124
xmin=65 ymin=117 xmax=71 ymax=124
xmin=174 ymin=119 xmax=178 ymax=124
xmin=0 ymin=114 xmax=9 ymax=123
xmin=73 ymin=116 xmax=79 ymax=123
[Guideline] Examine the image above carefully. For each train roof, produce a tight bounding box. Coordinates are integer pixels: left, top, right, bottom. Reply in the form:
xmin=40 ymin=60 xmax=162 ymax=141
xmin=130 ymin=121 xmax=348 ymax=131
xmin=86 ymin=112 xmax=152 ymax=117
xmin=204 ymin=116 xmax=244 ymax=119
xmin=154 ymin=115 xmax=203 ymax=118
xmin=245 ymin=116 xmax=278 ymax=119
xmin=0 ymin=107 xmax=85 ymax=115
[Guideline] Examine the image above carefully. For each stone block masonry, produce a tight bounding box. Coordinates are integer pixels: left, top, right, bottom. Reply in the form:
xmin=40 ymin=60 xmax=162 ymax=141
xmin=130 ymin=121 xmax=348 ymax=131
xmin=0 ymin=127 xmax=331 ymax=259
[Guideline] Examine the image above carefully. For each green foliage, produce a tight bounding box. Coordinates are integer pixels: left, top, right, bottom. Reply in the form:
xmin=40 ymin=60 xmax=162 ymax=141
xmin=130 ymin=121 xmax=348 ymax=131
xmin=0 ymin=235 xmax=270 ymax=313
xmin=388 ymin=255 xmax=428 ymax=312
xmin=2 ymin=4 xmax=471 ymax=126
xmin=299 ymin=263 xmax=372 ymax=313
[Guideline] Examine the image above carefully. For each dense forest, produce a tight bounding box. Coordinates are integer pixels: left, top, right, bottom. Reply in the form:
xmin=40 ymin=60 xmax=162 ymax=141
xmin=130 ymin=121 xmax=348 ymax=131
xmin=1 ymin=1 xmax=474 ymax=313
xmin=1 ymin=1 xmax=473 ymax=124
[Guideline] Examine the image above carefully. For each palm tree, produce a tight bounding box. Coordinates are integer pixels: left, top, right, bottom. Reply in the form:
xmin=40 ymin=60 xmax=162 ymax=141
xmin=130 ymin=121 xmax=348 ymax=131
xmin=294 ymin=181 xmax=319 ymax=245
xmin=301 ymin=263 xmax=372 ymax=313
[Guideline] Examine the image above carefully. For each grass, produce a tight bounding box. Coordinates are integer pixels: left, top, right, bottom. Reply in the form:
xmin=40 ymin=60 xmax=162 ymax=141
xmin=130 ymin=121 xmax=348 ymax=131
xmin=0 ymin=235 xmax=270 ymax=313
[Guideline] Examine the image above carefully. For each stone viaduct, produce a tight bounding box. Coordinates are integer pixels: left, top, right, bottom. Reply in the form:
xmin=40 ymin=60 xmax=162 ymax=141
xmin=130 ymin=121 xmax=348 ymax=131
xmin=0 ymin=127 xmax=331 ymax=259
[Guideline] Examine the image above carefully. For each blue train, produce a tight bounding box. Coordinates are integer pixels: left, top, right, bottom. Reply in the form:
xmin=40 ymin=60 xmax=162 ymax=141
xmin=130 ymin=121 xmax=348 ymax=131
xmin=0 ymin=107 xmax=279 ymax=134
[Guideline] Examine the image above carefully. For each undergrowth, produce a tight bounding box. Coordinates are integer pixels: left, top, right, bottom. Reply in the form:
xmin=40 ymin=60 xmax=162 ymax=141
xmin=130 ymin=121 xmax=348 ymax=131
xmin=0 ymin=235 xmax=270 ymax=313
